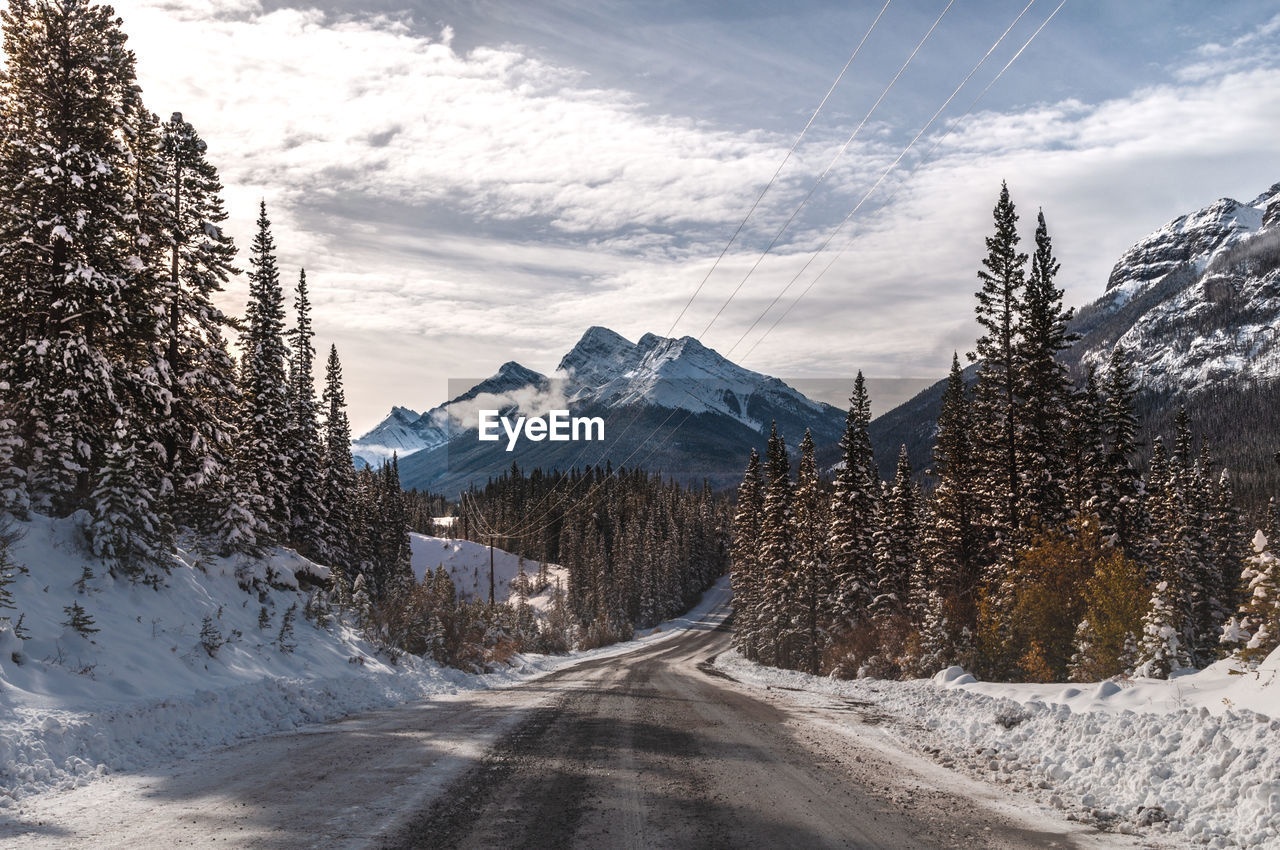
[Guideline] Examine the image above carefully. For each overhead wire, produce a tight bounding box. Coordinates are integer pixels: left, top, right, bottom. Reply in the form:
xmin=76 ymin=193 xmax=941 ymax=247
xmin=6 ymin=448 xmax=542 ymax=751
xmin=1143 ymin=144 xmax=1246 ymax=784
xmin=632 ymin=0 xmax=1068 ymax=475
xmin=665 ymin=0 xmax=893 ymax=338
xmin=738 ymin=0 xmax=1069 ymax=364
xmin=466 ymin=0 xmax=1067 ymax=545
xmin=503 ymin=0 xmax=896 ymax=532
xmin=495 ymin=1 xmax=957 ymax=537
xmin=697 ymin=0 xmax=956 ymax=340
xmin=477 ymin=4 xmax=915 ymax=539
xmin=721 ymin=0 xmax=1040 ymax=362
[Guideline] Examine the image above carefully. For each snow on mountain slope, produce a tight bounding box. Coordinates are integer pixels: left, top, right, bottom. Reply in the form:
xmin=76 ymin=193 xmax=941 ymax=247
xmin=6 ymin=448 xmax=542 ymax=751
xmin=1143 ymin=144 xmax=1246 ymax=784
xmin=1077 ymin=180 xmax=1280 ymax=392
xmin=567 ymin=329 xmax=832 ymax=430
xmin=409 ymin=534 xmax=566 ymax=612
xmin=353 ymin=362 xmax=551 ymax=464
xmin=354 ymin=405 xmax=443 ymax=464
xmin=1105 ymin=197 xmax=1264 ymax=299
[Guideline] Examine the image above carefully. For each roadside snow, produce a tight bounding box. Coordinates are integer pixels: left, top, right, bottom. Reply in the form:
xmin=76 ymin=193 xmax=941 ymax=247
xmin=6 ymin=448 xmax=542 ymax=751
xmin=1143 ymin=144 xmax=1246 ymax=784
xmin=0 ymin=513 xmax=727 ymax=808
xmin=715 ymin=648 xmax=1280 ymax=848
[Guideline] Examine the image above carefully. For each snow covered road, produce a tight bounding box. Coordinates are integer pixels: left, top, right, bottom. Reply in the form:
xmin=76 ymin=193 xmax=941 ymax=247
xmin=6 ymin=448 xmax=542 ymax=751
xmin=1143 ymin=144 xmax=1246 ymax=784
xmin=2 ymin=585 xmax=1142 ymax=849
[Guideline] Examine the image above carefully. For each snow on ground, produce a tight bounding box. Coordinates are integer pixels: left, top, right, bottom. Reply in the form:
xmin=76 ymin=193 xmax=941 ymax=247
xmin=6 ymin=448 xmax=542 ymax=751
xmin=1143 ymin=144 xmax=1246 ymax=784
xmin=0 ymin=512 xmax=727 ymax=809
xmin=716 ymin=647 xmax=1280 ymax=849
xmin=408 ymin=533 xmax=567 ymax=613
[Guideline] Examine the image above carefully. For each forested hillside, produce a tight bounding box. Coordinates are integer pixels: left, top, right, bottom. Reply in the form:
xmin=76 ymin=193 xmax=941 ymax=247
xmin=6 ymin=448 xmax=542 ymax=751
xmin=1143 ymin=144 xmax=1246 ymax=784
xmin=733 ymin=184 xmax=1280 ymax=684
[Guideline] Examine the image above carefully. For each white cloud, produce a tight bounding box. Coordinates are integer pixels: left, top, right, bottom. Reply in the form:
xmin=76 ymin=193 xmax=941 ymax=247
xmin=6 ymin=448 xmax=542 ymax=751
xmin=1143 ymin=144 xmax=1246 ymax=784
xmin=110 ymin=2 xmax=1280 ymax=432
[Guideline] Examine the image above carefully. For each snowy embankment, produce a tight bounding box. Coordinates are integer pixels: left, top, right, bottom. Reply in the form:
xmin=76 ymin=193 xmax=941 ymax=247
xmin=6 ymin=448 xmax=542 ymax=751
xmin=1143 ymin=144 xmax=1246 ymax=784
xmin=0 ymin=513 xmax=726 ymax=807
xmin=716 ymin=649 xmax=1280 ymax=849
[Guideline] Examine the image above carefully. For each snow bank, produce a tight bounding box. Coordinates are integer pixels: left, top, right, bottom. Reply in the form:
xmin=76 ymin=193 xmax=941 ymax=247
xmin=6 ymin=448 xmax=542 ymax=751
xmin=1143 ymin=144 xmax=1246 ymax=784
xmin=716 ymin=650 xmax=1280 ymax=848
xmin=0 ymin=514 xmax=729 ymax=806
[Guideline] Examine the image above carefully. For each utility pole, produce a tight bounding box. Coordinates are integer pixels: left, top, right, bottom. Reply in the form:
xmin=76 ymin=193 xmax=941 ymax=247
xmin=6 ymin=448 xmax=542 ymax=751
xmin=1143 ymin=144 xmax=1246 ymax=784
xmin=488 ymin=535 xmax=496 ymax=606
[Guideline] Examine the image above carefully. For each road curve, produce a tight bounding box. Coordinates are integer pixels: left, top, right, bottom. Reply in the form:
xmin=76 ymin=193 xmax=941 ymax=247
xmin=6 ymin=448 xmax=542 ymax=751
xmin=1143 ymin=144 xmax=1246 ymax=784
xmin=383 ymin=615 xmax=1111 ymax=850
xmin=3 ymin=589 xmax=1134 ymax=849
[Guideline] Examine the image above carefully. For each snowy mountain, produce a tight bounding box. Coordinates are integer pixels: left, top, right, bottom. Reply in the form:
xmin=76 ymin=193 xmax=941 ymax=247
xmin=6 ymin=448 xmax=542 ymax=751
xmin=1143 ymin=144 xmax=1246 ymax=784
xmin=1077 ymin=181 xmax=1280 ymax=390
xmin=353 ymin=362 xmax=547 ymax=466
xmin=355 ymin=327 xmax=846 ymax=495
xmin=871 ymin=179 xmax=1280 ymax=512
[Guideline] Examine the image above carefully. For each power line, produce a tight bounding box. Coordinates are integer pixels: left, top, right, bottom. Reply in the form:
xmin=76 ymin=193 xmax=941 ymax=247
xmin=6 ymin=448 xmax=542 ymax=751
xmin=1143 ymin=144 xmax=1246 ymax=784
xmin=697 ymin=0 xmax=956 ymax=341
xmin=485 ymin=1 xmax=967 ymax=537
xmin=739 ymin=0 xmax=1069 ymax=365
xmin=666 ymin=0 xmax=893 ymax=338
xmin=723 ymin=0 xmax=1040 ymax=362
xmin=463 ymin=0 xmax=1067 ymax=545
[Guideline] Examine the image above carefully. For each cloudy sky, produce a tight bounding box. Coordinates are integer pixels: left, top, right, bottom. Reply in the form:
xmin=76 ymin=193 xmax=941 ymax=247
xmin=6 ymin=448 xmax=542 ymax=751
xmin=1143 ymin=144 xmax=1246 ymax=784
xmin=112 ymin=0 xmax=1280 ymax=431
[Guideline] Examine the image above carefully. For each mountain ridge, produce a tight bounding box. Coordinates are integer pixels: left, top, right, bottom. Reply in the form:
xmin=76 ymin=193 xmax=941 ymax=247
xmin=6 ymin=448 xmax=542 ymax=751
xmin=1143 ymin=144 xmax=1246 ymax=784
xmin=355 ymin=327 xmax=847 ymax=495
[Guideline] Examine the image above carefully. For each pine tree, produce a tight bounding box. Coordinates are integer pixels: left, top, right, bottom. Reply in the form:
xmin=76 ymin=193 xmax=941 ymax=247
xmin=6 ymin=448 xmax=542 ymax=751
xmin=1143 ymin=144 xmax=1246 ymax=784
xmin=970 ymin=182 xmax=1028 ymax=571
xmin=792 ymin=431 xmax=830 ymax=674
xmin=828 ymin=373 xmax=878 ymax=641
xmin=1209 ymin=470 xmax=1249 ymax=639
xmin=321 ymin=345 xmax=356 ymax=590
xmin=62 ymin=601 xmax=98 ymax=637
xmin=872 ymin=445 xmax=919 ymax=621
xmin=87 ymin=417 xmax=172 ymax=576
xmin=1135 ymin=580 xmax=1192 ymax=678
xmin=199 ymin=614 xmax=223 ymax=657
xmin=276 ymin=602 xmax=297 ymax=653
xmin=152 ymin=112 xmax=241 ymax=533
xmin=1098 ymin=347 xmax=1142 ymax=553
xmin=239 ymin=201 xmax=292 ymax=540
xmin=920 ymin=354 xmax=980 ymax=668
xmin=1221 ymin=529 xmax=1280 ymax=665
xmin=0 ymin=0 xmax=146 ymax=514
xmin=1134 ymin=437 xmax=1196 ymax=677
xmin=1016 ymin=210 xmax=1075 ymax=530
xmin=757 ymin=423 xmax=794 ymax=668
xmin=1064 ymin=368 xmax=1106 ymax=523
xmin=286 ymin=269 xmax=326 ymax=554
xmin=730 ymin=449 xmax=764 ymax=660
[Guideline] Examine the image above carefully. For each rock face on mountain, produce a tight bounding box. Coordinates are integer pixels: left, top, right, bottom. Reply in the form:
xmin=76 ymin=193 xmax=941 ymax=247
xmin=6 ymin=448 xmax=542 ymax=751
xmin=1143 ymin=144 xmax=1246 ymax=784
xmin=870 ymin=180 xmax=1280 ymax=513
xmin=355 ymin=327 xmax=847 ymax=496
xmin=1076 ymin=182 xmax=1280 ymax=392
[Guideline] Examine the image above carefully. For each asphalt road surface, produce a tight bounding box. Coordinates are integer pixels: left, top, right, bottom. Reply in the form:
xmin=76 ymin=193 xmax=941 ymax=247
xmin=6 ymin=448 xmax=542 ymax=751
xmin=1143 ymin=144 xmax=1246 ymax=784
xmin=4 ymin=592 xmax=1142 ymax=849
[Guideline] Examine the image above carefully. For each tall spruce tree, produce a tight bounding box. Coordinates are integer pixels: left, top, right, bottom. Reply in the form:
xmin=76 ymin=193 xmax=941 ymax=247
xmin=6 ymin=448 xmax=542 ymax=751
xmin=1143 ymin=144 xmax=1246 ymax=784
xmin=1135 ymin=437 xmax=1196 ymax=676
xmin=1016 ymin=210 xmax=1075 ymax=529
xmin=730 ymin=449 xmax=764 ymax=660
xmin=970 ymin=182 xmax=1029 ymax=573
xmin=828 ymin=373 xmax=878 ymax=639
xmin=793 ymin=431 xmax=829 ymax=674
xmin=0 ymin=0 xmax=144 ymax=515
xmin=239 ymin=201 xmax=292 ymax=540
xmin=757 ymin=423 xmax=794 ymax=668
xmin=321 ymin=345 xmax=356 ymax=590
xmin=920 ymin=354 xmax=981 ymax=667
xmin=1064 ymin=367 xmax=1106 ymax=523
xmin=872 ymin=445 xmax=919 ymax=622
xmin=153 ymin=112 xmax=241 ymax=533
xmin=1210 ymin=469 xmax=1248 ymax=642
xmin=286 ymin=270 xmax=325 ymax=553
xmin=1098 ymin=346 xmax=1143 ymax=553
